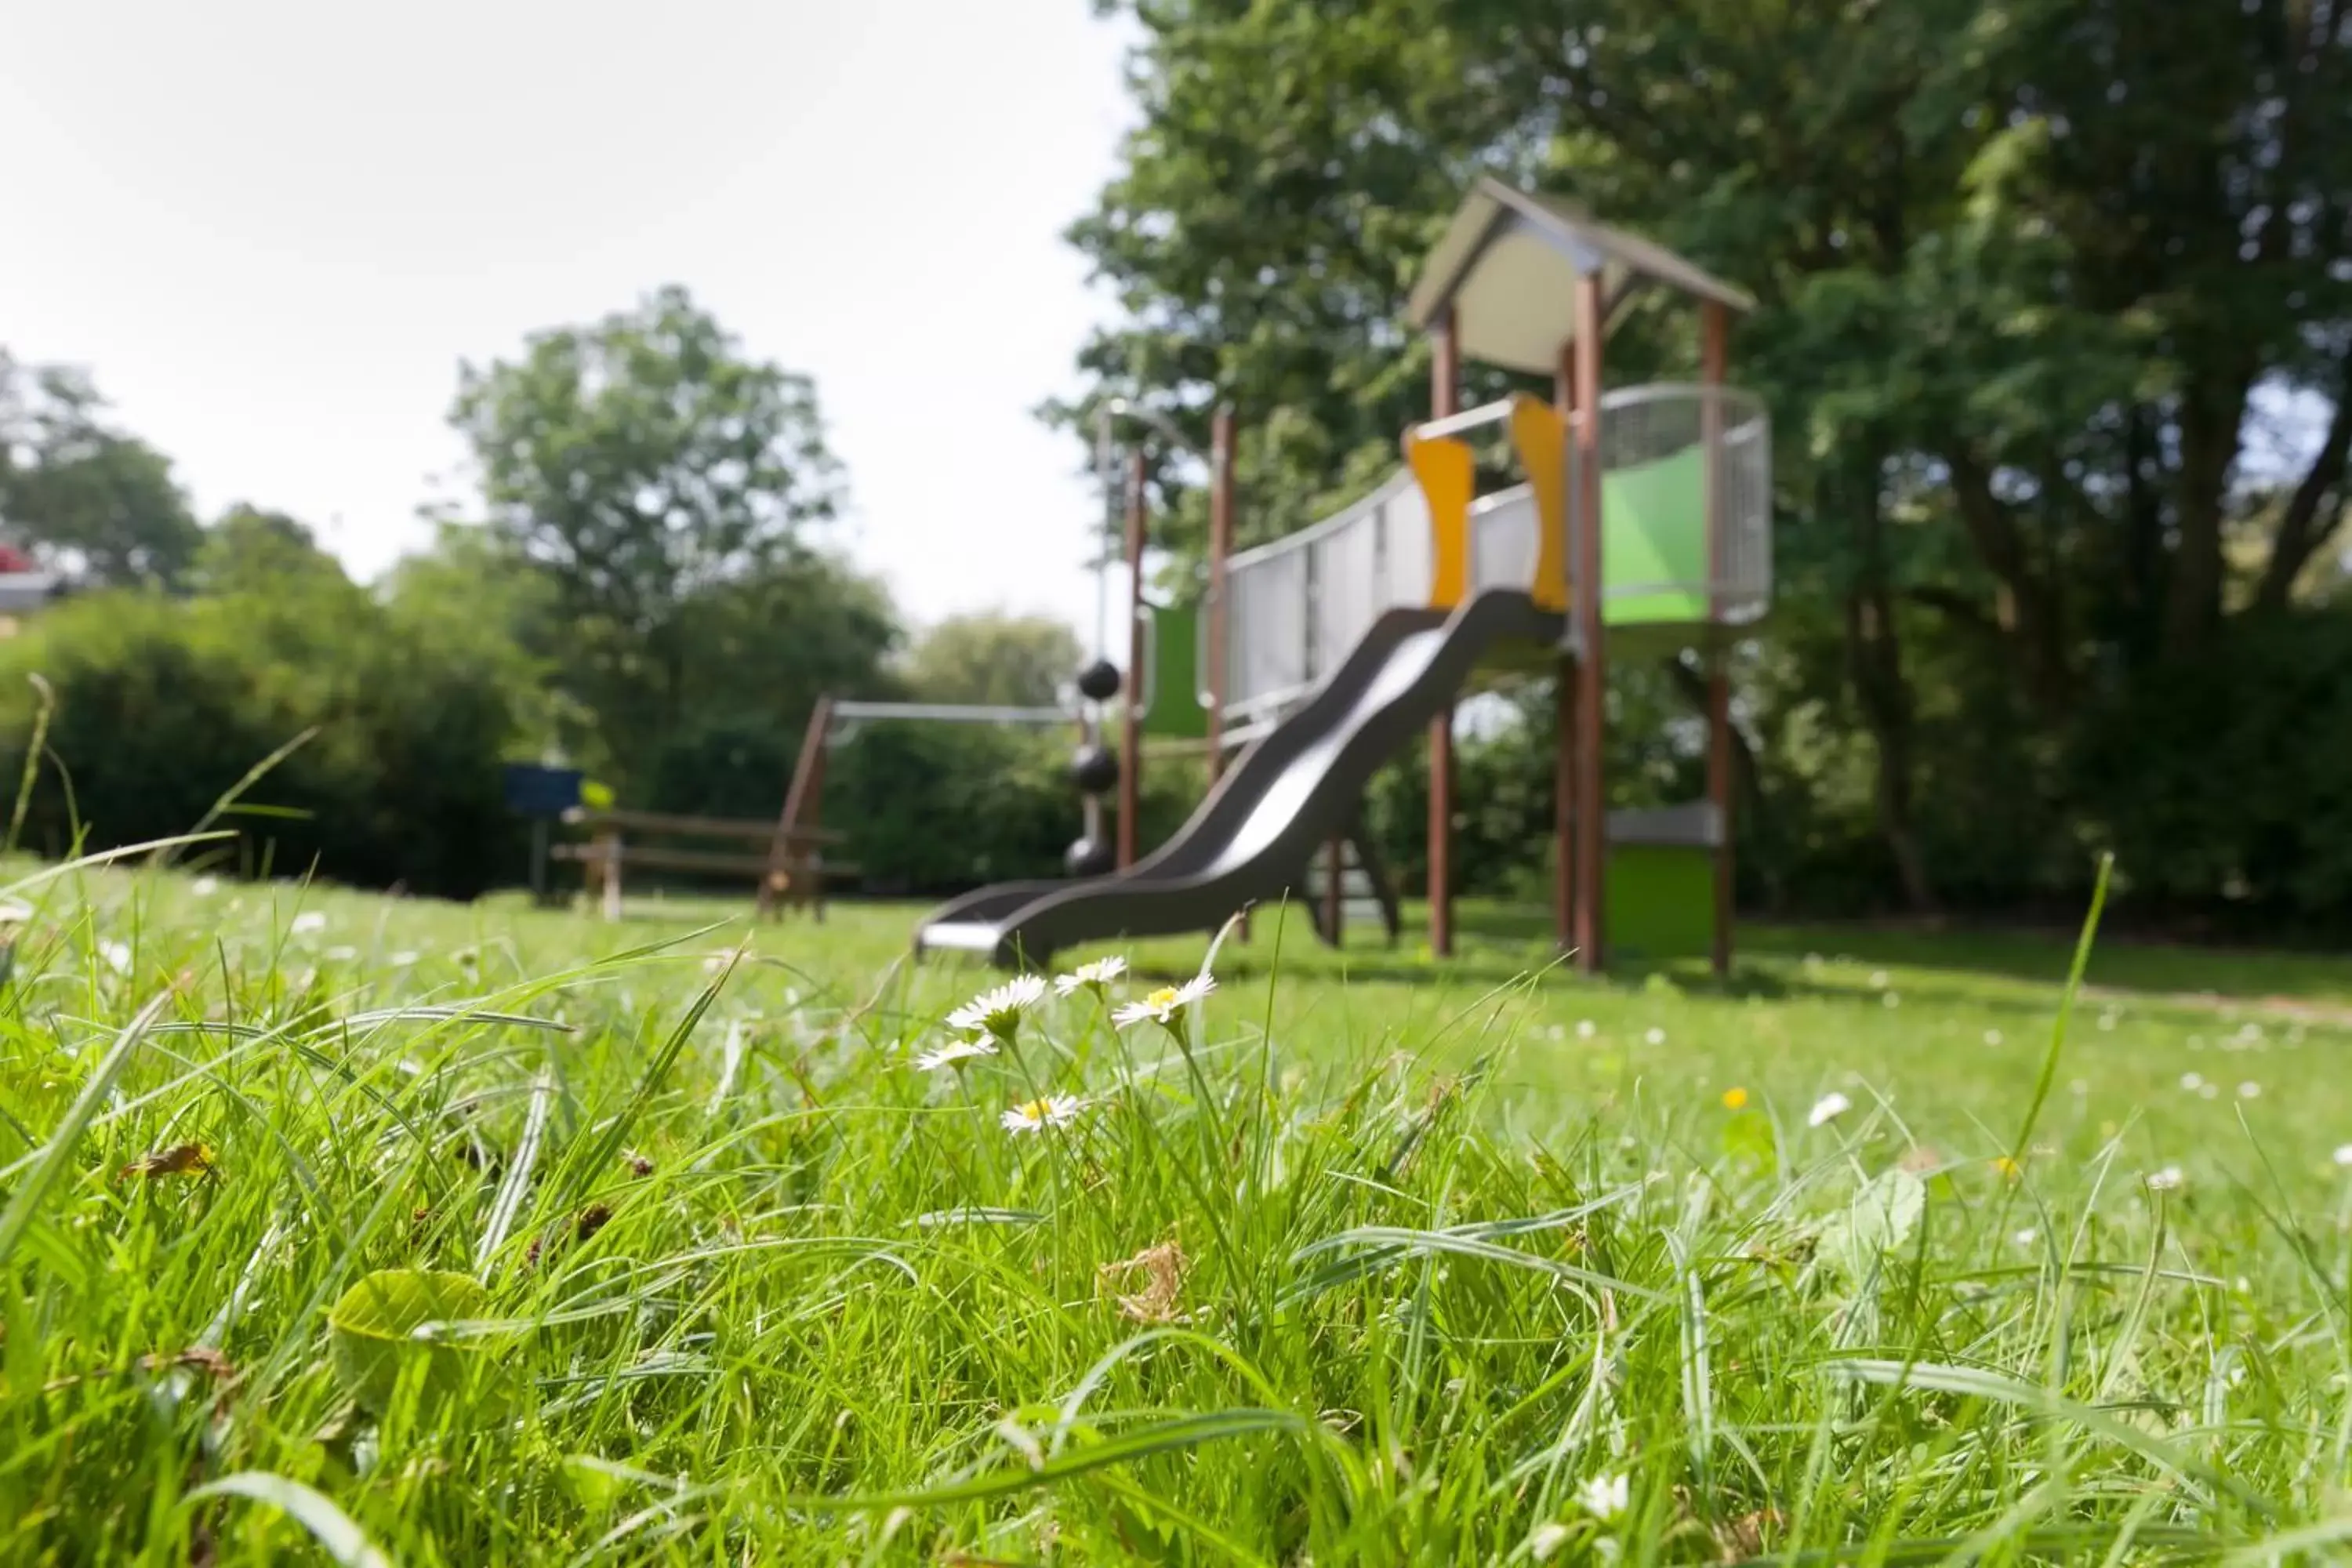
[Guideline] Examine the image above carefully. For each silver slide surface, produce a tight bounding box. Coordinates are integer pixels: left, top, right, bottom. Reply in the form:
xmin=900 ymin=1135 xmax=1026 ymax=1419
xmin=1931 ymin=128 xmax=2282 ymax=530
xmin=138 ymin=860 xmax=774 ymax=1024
xmin=916 ymin=588 xmax=1561 ymax=967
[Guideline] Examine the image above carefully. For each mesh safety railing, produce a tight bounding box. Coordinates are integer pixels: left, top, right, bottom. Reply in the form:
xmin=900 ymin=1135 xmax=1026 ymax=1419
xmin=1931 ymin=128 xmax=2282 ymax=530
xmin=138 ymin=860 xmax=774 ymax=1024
xmin=1206 ymin=383 xmax=1772 ymax=728
xmin=1574 ymin=383 xmax=1772 ymax=625
xmin=1208 ymin=467 xmax=1432 ymax=724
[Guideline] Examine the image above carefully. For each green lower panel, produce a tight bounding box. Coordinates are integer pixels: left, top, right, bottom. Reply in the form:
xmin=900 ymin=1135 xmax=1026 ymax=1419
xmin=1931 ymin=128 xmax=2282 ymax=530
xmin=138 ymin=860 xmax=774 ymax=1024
xmin=1142 ymin=600 xmax=1208 ymax=739
xmin=1604 ymin=844 xmax=1716 ymax=964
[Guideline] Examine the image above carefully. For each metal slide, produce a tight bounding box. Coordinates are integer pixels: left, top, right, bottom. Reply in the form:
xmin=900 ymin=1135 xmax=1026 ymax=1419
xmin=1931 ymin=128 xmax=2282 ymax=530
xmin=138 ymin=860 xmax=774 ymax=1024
xmin=916 ymin=587 xmax=1563 ymax=968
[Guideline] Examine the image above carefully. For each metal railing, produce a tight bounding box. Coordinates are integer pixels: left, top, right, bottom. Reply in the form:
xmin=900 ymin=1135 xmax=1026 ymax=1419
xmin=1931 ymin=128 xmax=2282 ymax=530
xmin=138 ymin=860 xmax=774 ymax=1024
xmin=1206 ymin=383 xmax=1773 ymax=727
xmin=1573 ymin=383 xmax=1773 ymax=625
xmin=1207 ymin=467 xmax=1432 ymax=724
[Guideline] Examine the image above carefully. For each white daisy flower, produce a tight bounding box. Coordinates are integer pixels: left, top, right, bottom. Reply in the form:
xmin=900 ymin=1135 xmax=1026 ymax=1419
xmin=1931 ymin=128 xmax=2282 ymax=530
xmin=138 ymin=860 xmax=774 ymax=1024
xmin=290 ymin=911 xmax=328 ymax=935
xmin=2181 ymin=1072 xmax=2205 ymax=1091
xmin=1000 ymin=1094 xmax=1083 ymax=1134
xmin=191 ymin=877 xmax=219 ymax=898
xmin=1575 ymin=1471 xmax=1629 ymax=1521
xmin=389 ymin=950 xmax=420 ymax=967
xmin=1576 ymin=1019 xmax=1596 ymax=1040
xmin=912 ymin=1037 xmax=999 ymax=1072
xmin=1528 ymin=1521 xmax=1573 ymax=1561
xmin=2238 ymin=1080 xmax=2262 ymax=1099
xmin=947 ymin=974 xmax=1048 ymax=1041
xmin=1112 ymin=972 xmax=1216 ymax=1031
xmin=1054 ymin=956 xmax=1128 ymax=996
xmin=1807 ymin=1091 xmax=1852 ymax=1128
xmin=2147 ymin=1165 xmax=2185 ymax=1192
xmin=100 ymin=939 xmax=131 ymax=975
xmin=2332 ymin=1144 xmax=2352 ymax=1167
xmin=1643 ymin=1027 xmax=1665 ymax=1047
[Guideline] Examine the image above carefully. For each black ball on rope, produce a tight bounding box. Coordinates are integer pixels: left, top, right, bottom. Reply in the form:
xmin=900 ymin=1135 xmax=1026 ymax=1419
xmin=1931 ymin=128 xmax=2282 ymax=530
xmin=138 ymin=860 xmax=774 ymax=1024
xmin=1064 ymin=836 xmax=1116 ymax=878
xmin=1075 ymin=659 xmax=1122 ymax=702
xmin=1069 ymin=743 xmax=1120 ymax=796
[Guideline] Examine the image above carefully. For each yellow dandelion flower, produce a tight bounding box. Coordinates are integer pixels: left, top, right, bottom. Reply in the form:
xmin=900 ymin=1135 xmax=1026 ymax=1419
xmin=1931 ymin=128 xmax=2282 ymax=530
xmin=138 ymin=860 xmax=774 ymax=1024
xmin=1721 ymin=1087 xmax=1749 ymax=1110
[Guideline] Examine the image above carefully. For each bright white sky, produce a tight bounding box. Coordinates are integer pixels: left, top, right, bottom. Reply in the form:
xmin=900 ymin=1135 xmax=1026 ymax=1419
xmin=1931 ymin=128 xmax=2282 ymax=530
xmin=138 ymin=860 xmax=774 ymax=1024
xmin=1 ymin=0 xmax=1136 ymax=645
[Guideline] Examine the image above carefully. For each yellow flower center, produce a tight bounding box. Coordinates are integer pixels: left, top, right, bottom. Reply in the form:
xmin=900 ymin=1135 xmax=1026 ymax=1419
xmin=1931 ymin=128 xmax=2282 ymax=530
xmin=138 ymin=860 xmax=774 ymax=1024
xmin=1145 ymin=986 xmax=1181 ymax=1009
xmin=1721 ymin=1087 xmax=1749 ymax=1110
xmin=1012 ymin=1099 xmax=1048 ymax=1122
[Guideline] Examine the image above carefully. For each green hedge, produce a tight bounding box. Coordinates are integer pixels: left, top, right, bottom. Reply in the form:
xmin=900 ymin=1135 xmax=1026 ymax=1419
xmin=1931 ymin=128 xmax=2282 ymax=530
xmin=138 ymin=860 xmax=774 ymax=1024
xmin=0 ymin=586 xmax=524 ymax=898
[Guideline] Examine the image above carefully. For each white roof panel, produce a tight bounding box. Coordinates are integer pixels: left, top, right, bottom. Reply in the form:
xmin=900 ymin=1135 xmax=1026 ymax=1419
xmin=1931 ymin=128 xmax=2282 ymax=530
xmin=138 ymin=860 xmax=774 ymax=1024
xmin=1406 ymin=180 xmax=1754 ymax=374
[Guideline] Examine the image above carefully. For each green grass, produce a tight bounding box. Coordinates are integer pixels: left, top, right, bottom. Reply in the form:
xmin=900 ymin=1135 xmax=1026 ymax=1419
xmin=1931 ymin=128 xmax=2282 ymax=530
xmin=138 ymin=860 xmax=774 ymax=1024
xmin=9 ymin=858 xmax=2352 ymax=1563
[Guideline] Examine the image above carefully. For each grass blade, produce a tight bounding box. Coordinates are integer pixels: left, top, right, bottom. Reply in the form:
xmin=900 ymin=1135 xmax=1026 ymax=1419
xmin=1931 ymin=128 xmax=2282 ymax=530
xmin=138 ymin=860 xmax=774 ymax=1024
xmin=786 ymin=1408 xmax=1312 ymax=1510
xmin=184 ymin=1472 xmax=390 ymax=1568
xmin=0 ymin=989 xmax=170 ymax=1265
xmin=2008 ymin=851 xmax=2111 ymax=1168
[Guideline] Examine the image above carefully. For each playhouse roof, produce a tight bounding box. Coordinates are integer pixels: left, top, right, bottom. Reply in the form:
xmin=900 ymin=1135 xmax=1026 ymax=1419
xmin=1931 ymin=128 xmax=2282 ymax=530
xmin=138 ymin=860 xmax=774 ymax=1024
xmin=1405 ymin=180 xmax=1754 ymax=375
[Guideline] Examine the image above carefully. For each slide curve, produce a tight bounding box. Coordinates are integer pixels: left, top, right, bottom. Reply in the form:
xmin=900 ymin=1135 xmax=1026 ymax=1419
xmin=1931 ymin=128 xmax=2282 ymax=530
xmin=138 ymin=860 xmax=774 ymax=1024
xmin=916 ymin=587 xmax=1563 ymax=968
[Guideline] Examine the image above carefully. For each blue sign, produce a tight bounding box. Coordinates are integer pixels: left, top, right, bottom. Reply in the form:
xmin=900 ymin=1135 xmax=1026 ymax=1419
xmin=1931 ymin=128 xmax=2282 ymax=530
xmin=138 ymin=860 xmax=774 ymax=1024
xmin=503 ymin=764 xmax=583 ymax=818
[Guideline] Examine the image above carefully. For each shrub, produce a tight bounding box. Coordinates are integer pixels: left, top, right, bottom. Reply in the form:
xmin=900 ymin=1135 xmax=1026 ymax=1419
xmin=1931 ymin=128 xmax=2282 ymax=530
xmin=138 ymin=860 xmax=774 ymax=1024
xmin=2076 ymin=608 xmax=2352 ymax=931
xmin=0 ymin=583 xmax=525 ymax=898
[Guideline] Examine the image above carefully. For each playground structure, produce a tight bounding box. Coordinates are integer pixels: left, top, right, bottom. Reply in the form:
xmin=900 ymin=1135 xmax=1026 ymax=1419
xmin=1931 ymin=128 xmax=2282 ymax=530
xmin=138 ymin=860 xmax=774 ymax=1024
xmin=914 ymin=180 xmax=1771 ymax=973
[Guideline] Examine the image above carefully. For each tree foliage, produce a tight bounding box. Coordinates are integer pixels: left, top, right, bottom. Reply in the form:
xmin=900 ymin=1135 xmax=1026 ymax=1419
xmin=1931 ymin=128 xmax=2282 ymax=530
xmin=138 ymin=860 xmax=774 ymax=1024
xmin=444 ymin=285 xmax=862 ymax=784
xmin=900 ymin=612 xmax=1085 ymax=708
xmin=0 ymin=353 xmax=203 ymax=587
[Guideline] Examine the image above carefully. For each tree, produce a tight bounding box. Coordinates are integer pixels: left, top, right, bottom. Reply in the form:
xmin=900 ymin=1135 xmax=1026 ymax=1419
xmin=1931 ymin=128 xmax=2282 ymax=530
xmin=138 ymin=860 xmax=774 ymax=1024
xmin=442 ymin=287 xmax=862 ymax=784
xmin=0 ymin=351 xmax=202 ymax=586
xmin=900 ymin=612 xmax=1084 ymax=708
xmin=191 ymin=504 xmax=345 ymax=597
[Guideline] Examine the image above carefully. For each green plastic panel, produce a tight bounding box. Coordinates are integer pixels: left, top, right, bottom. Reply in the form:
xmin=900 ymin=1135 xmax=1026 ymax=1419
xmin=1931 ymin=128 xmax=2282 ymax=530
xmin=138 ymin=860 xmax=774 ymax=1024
xmin=1142 ymin=599 xmax=1208 ymax=739
xmin=1600 ymin=445 xmax=1709 ymax=626
xmin=1603 ymin=842 xmax=1716 ymax=964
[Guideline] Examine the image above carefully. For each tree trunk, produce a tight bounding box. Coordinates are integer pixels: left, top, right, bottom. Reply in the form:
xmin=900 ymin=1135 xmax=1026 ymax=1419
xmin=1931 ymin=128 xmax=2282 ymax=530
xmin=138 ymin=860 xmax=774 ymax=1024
xmin=2122 ymin=404 xmax=2163 ymax=665
xmin=1842 ymin=449 xmax=1936 ymax=913
xmin=1944 ymin=446 xmax=2073 ymax=718
xmin=2164 ymin=373 xmax=2254 ymax=648
xmin=2253 ymin=354 xmax=2352 ymax=612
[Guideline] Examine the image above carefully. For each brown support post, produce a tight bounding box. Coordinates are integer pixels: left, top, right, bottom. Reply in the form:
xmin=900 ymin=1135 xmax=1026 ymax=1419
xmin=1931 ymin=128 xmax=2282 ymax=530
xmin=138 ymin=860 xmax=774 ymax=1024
xmin=1428 ymin=307 xmax=1460 ymax=957
xmin=1323 ymin=837 xmax=1345 ymax=946
xmin=1571 ymin=275 xmax=1607 ymax=974
xmin=1118 ymin=450 xmax=1147 ymax=870
xmin=1700 ymin=299 xmax=1734 ymax=977
xmin=1553 ymin=341 xmax=1578 ymax=956
xmin=771 ymin=695 xmax=833 ymax=919
xmin=1206 ymin=405 xmax=1234 ymax=783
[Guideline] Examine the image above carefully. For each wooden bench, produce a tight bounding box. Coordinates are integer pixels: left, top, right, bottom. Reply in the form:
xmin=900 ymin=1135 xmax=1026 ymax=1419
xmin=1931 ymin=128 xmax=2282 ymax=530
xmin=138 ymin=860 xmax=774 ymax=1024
xmin=552 ymin=808 xmax=854 ymax=921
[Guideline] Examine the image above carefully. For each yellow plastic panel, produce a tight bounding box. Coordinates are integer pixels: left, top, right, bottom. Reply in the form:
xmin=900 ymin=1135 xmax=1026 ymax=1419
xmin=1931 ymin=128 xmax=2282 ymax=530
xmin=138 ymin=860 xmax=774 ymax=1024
xmin=1404 ymin=433 xmax=1475 ymax=609
xmin=1506 ymin=394 xmax=1570 ymax=611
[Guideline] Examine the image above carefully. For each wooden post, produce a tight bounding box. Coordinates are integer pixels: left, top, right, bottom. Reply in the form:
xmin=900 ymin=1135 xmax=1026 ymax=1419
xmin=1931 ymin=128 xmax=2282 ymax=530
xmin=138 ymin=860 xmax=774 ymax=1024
xmin=1554 ymin=340 xmax=1577 ymax=956
xmin=1207 ymin=405 xmax=1234 ymax=782
xmin=1119 ymin=450 xmax=1147 ymax=869
xmin=771 ymin=696 xmax=833 ymax=919
xmin=1700 ymin=299 xmax=1734 ymax=977
xmin=1571 ymin=274 xmax=1606 ymax=974
xmin=1428 ymin=307 xmax=1460 ymax=957
xmin=599 ymin=828 xmax=623 ymax=922
xmin=1323 ymin=837 xmax=1345 ymax=947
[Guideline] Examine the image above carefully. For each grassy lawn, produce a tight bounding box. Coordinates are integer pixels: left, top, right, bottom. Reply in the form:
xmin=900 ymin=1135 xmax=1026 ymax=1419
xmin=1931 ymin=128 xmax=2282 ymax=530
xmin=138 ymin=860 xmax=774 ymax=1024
xmin=9 ymin=858 xmax=2352 ymax=1562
